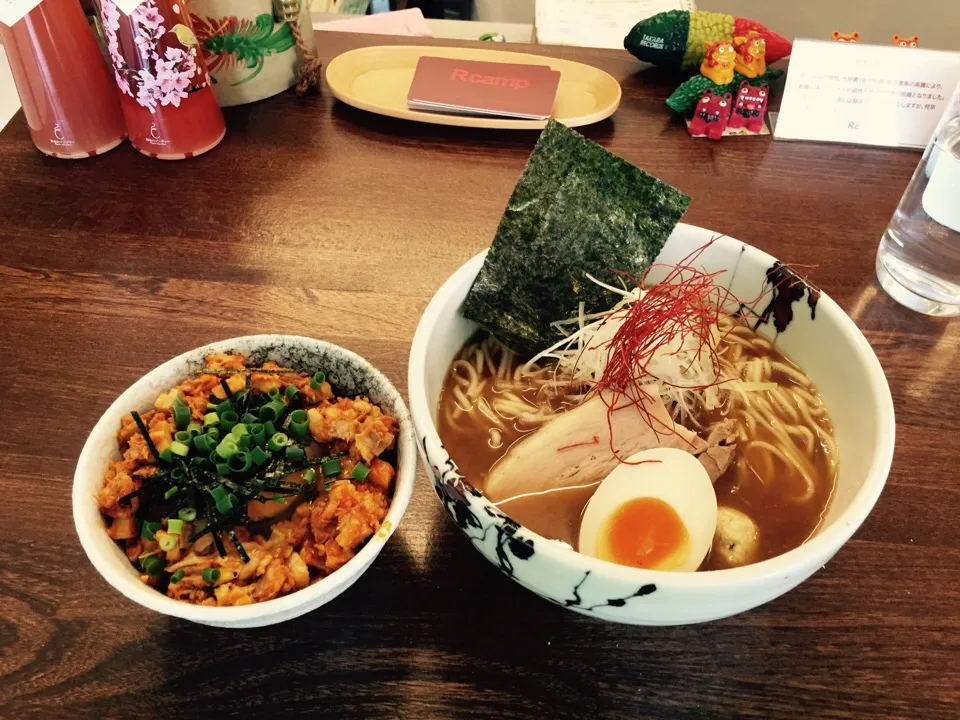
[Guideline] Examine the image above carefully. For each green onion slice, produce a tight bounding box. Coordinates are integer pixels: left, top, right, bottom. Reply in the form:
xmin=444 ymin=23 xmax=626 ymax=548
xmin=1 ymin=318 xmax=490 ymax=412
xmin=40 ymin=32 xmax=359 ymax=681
xmin=219 ymin=410 xmax=239 ymax=431
xmin=285 ymin=446 xmax=305 ymax=460
xmin=251 ymin=446 xmax=269 ymax=466
xmin=259 ymin=402 xmax=287 ymax=423
xmin=215 ymin=438 xmax=239 ymax=459
xmin=229 ymin=451 xmax=252 ymax=473
xmin=169 ymin=441 xmax=190 ymax=457
xmin=267 ymin=432 xmax=289 ymax=452
xmin=172 ymin=403 xmax=191 ymax=429
xmin=289 ymin=409 xmax=309 ymax=438
xmin=142 ymin=554 xmax=165 ymax=575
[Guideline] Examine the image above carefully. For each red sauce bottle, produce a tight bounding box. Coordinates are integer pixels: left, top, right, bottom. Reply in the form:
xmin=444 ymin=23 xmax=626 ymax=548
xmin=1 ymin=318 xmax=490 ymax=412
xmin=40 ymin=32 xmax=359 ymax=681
xmin=0 ymin=0 xmax=127 ymax=158
xmin=98 ymin=0 xmax=225 ymax=159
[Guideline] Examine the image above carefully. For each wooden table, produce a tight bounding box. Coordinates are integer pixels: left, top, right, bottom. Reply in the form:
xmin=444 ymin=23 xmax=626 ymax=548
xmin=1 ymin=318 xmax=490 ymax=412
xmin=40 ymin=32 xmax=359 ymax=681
xmin=0 ymin=32 xmax=957 ymax=720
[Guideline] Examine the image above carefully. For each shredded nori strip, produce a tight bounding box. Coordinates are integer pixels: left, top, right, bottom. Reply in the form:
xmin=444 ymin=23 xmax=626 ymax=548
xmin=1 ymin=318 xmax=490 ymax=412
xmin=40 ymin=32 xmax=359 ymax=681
xmin=219 ymin=378 xmax=236 ymax=404
xmin=118 ymin=470 xmax=172 ymax=505
xmin=212 ymin=530 xmax=227 ymax=558
xmin=227 ymin=529 xmax=250 ymax=564
xmin=463 ymin=120 xmax=691 ymax=352
xmin=193 ymin=367 xmax=295 ymax=376
xmin=241 ymin=373 xmax=252 ymax=415
xmin=131 ymin=411 xmax=162 ymax=462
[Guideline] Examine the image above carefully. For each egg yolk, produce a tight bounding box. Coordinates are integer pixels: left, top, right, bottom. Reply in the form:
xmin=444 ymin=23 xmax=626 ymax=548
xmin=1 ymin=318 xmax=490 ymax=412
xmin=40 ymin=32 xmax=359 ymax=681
xmin=598 ymin=497 xmax=690 ymax=570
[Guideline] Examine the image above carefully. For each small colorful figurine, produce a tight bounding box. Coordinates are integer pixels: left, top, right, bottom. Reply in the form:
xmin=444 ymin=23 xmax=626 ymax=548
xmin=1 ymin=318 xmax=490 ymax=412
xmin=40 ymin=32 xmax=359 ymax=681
xmin=661 ymin=8 xmax=782 ymax=128
xmin=733 ymin=31 xmax=766 ymax=78
xmin=700 ymin=40 xmax=736 ymax=85
xmin=688 ymin=90 xmax=732 ymax=140
xmin=893 ymin=34 xmax=919 ymax=47
xmin=832 ymin=31 xmax=860 ymax=43
xmin=727 ymin=81 xmax=768 ymax=134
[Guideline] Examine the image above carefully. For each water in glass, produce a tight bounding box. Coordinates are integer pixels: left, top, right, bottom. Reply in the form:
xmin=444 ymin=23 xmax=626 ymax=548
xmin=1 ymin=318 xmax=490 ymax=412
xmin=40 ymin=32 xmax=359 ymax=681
xmin=877 ymin=83 xmax=960 ymax=316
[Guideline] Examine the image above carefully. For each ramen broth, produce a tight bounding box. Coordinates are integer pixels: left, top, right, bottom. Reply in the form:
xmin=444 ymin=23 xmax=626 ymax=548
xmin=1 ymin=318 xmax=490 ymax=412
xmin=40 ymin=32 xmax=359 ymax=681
xmin=437 ymin=330 xmax=838 ymax=571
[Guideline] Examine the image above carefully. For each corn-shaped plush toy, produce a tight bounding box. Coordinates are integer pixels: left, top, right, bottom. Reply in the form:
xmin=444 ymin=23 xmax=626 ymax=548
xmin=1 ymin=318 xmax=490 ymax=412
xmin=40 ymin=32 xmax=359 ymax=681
xmin=624 ymin=10 xmax=791 ymax=71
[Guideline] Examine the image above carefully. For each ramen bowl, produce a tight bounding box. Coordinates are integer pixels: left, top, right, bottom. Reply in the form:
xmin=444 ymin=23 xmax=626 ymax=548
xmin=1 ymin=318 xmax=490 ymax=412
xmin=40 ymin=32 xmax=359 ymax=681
xmin=74 ymin=335 xmax=417 ymax=628
xmin=408 ymin=225 xmax=895 ymax=625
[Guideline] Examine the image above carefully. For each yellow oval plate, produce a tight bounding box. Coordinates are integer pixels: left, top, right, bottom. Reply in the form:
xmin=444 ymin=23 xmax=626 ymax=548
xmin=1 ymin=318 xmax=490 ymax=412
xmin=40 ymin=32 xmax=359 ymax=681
xmin=324 ymin=45 xmax=622 ymax=129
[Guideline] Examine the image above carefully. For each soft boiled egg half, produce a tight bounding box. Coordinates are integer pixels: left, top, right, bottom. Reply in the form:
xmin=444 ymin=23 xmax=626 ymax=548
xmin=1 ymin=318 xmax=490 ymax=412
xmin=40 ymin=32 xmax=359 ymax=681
xmin=578 ymin=448 xmax=718 ymax=572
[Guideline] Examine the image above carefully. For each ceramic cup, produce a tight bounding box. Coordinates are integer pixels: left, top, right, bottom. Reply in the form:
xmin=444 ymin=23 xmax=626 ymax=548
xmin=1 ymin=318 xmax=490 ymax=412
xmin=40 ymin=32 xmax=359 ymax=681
xmin=189 ymin=0 xmax=316 ymax=107
xmin=408 ymin=224 xmax=896 ymax=625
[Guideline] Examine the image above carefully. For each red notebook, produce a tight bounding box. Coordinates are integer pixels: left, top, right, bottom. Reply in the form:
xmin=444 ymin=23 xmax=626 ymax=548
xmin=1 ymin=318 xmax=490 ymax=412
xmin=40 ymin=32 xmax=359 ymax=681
xmin=407 ymin=56 xmax=561 ymax=120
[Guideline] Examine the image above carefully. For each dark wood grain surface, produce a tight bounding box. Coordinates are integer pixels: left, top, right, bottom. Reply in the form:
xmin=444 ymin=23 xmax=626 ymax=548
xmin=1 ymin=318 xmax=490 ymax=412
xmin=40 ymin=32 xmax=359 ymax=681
xmin=0 ymin=31 xmax=957 ymax=720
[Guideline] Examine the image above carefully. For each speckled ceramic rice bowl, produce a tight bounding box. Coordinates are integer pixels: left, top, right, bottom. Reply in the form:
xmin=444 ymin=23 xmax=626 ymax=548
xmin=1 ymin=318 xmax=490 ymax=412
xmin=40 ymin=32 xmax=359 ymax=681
xmin=74 ymin=335 xmax=416 ymax=628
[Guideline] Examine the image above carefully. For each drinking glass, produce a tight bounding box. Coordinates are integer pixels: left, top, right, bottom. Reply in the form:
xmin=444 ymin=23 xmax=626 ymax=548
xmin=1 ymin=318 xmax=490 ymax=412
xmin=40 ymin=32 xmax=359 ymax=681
xmin=877 ymin=80 xmax=960 ymax=316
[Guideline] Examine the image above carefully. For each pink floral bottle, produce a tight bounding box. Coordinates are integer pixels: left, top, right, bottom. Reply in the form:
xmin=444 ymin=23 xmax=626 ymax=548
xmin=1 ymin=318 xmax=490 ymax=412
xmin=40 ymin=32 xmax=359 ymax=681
xmin=98 ymin=0 xmax=225 ymax=159
xmin=0 ymin=0 xmax=126 ymax=158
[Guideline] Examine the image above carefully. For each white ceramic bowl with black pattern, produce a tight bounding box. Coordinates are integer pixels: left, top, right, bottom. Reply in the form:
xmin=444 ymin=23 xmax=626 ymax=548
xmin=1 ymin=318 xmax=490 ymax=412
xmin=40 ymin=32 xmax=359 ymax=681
xmin=74 ymin=335 xmax=416 ymax=628
xmin=408 ymin=225 xmax=895 ymax=625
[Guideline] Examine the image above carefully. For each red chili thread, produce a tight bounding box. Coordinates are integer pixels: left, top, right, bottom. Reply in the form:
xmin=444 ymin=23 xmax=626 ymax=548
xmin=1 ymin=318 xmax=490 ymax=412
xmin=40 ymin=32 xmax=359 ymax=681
xmin=574 ymin=237 xmax=808 ymax=464
xmin=556 ymin=435 xmax=601 ymax=452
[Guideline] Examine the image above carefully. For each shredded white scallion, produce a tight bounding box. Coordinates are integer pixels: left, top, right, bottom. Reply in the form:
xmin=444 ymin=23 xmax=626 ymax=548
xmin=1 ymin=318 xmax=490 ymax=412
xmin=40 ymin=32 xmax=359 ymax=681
xmin=517 ymin=276 xmax=775 ymax=426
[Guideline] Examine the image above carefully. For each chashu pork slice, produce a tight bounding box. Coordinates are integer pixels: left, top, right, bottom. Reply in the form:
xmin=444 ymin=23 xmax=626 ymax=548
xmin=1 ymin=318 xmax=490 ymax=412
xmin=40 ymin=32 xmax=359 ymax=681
xmin=484 ymin=391 xmax=706 ymax=503
xmin=697 ymin=417 xmax=738 ymax=484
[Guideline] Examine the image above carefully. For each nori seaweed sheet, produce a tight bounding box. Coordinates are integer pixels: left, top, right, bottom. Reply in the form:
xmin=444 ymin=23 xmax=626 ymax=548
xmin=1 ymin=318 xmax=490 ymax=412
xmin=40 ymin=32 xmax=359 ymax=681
xmin=462 ymin=120 xmax=691 ymax=353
